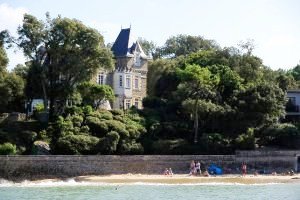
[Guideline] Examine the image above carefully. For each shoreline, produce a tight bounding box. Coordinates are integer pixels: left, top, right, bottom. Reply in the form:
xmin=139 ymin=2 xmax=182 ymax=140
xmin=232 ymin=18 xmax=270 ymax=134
xmin=26 ymin=174 xmax=300 ymax=185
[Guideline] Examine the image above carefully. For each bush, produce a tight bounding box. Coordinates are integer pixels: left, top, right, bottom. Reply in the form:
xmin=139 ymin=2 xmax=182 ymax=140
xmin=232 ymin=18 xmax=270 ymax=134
xmin=200 ymin=133 xmax=232 ymax=154
xmin=71 ymin=115 xmax=84 ymax=127
xmin=85 ymin=116 xmax=108 ymax=137
xmin=151 ymin=139 xmax=188 ymax=154
xmin=34 ymin=103 xmax=44 ymax=112
xmin=118 ymin=139 xmax=144 ymax=154
xmin=65 ymin=106 xmax=83 ymax=116
xmin=0 ymin=142 xmax=17 ymax=155
xmin=110 ymin=109 xmax=124 ymax=116
xmin=83 ymin=105 xmax=93 ymax=115
xmin=98 ymin=110 xmax=113 ymax=120
xmin=57 ymin=116 xmax=74 ymax=137
xmin=55 ymin=134 xmax=99 ymax=154
xmin=234 ymin=128 xmax=255 ymax=150
xmin=142 ymin=96 xmax=167 ymax=108
xmin=259 ymin=123 xmax=300 ymax=148
xmin=106 ymin=120 xmax=129 ymax=138
xmin=96 ymin=131 xmax=120 ymax=154
xmin=113 ymin=115 xmax=125 ymax=123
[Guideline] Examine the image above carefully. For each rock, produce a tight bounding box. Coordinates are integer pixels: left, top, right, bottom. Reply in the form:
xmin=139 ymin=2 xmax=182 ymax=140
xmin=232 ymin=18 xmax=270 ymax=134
xmin=32 ymin=141 xmax=51 ymax=155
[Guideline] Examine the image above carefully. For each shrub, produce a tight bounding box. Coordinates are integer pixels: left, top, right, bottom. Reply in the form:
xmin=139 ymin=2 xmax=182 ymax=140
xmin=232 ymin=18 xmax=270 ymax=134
xmin=37 ymin=130 xmax=49 ymax=141
xmin=200 ymin=133 xmax=232 ymax=154
xmin=106 ymin=120 xmax=129 ymax=138
xmin=118 ymin=139 xmax=144 ymax=154
xmin=85 ymin=116 xmax=108 ymax=137
xmin=235 ymin=128 xmax=255 ymax=150
xmin=142 ymin=96 xmax=167 ymax=108
xmin=259 ymin=123 xmax=300 ymax=148
xmin=0 ymin=142 xmax=17 ymax=155
xmin=34 ymin=103 xmax=44 ymax=112
xmin=151 ymin=139 xmax=188 ymax=154
xmin=110 ymin=109 xmax=124 ymax=116
xmin=96 ymin=131 xmax=120 ymax=154
xmin=55 ymin=134 xmax=99 ymax=154
xmin=98 ymin=110 xmax=113 ymax=120
xmin=71 ymin=115 xmax=84 ymax=127
xmin=113 ymin=115 xmax=124 ymax=123
xmin=83 ymin=105 xmax=93 ymax=115
xmin=65 ymin=106 xmax=83 ymax=116
xmin=57 ymin=116 xmax=74 ymax=137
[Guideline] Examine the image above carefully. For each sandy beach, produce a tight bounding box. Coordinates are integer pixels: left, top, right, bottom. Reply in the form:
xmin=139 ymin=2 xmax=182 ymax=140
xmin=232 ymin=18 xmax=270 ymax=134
xmin=73 ymin=174 xmax=300 ymax=185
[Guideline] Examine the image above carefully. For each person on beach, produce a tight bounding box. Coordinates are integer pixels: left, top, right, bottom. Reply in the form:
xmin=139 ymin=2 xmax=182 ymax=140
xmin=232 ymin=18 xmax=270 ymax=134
xmin=189 ymin=160 xmax=196 ymax=175
xmin=164 ymin=168 xmax=169 ymax=175
xmin=169 ymin=168 xmax=173 ymax=176
xmin=196 ymin=161 xmax=201 ymax=175
xmin=241 ymin=162 xmax=247 ymax=176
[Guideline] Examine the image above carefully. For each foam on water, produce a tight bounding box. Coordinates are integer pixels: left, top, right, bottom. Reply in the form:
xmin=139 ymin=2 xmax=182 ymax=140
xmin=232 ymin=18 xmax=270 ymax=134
xmin=0 ymin=178 xmax=282 ymax=187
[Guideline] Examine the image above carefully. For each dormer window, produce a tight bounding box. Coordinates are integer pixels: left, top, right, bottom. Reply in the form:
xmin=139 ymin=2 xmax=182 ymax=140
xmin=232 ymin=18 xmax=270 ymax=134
xmin=135 ymin=52 xmax=141 ymax=66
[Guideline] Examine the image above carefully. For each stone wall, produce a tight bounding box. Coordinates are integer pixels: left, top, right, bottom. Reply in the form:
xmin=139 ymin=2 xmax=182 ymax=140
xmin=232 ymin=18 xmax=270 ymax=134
xmin=0 ymin=151 xmax=299 ymax=181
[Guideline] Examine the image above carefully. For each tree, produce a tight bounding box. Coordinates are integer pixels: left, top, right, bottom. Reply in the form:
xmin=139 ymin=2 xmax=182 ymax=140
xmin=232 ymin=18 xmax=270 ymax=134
xmin=290 ymin=64 xmax=300 ymax=80
xmin=138 ymin=37 xmax=156 ymax=57
xmin=16 ymin=14 xmax=114 ymax=119
xmin=0 ymin=72 xmax=25 ymax=112
xmin=238 ymin=39 xmax=255 ymax=55
xmin=147 ymin=59 xmax=177 ymax=96
xmin=0 ymin=31 xmax=9 ymax=77
xmin=77 ymin=82 xmax=114 ymax=109
xmin=176 ymin=64 xmax=219 ymax=143
xmin=234 ymin=83 xmax=286 ymax=129
xmin=12 ymin=64 xmax=29 ymax=80
xmin=161 ymin=34 xmax=219 ymax=58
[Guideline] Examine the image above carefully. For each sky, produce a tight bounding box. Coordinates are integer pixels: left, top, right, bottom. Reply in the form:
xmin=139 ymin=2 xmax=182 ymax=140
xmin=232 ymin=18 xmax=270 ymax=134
xmin=0 ymin=0 xmax=299 ymax=70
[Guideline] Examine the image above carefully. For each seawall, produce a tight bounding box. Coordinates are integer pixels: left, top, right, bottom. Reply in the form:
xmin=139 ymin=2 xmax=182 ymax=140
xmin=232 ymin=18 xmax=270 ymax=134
xmin=0 ymin=151 xmax=299 ymax=181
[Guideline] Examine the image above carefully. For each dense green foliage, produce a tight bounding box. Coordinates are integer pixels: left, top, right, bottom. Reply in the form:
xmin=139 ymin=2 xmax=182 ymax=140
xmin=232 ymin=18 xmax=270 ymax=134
xmin=0 ymin=142 xmax=17 ymax=155
xmin=0 ymin=13 xmax=300 ymax=155
xmin=45 ymin=106 xmax=146 ymax=154
xmin=15 ymin=14 xmax=114 ymax=119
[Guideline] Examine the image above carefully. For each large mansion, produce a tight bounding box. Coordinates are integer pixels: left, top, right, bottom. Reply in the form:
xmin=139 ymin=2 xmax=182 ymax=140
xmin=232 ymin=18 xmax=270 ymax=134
xmin=93 ymin=28 xmax=151 ymax=110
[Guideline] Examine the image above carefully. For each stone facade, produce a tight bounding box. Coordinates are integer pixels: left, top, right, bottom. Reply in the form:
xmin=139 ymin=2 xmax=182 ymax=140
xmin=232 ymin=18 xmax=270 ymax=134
xmin=1 ymin=151 xmax=300 ymax=181
xmin=93 ymin=28 xmax=150 ymax=110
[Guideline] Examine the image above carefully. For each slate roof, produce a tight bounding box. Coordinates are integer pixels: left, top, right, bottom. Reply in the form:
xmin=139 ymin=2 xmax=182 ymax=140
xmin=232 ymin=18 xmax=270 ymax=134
xmin=111 ymin=28 xmax=148 ymax=58
xmin=111 ymin=28 xmax=132 ymax=57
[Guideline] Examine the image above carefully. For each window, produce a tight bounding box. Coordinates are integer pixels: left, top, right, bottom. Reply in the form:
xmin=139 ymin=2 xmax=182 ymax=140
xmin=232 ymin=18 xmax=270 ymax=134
xmin=125 ymin=99 xmax=131 ymax=109
xmin=134 ymin=77 xmax=139 ymax=89
xmin=135 ymin=53 xmax=141 ymax=66
xmin=125 ymin=75 xmax=131 ymax=88
xmin=134 ymin=99 xmax=139 ymax=108
xmin=98 ymin=73 xmax=104 ymax=85
xmin=119 ymin=75 xmax=123 ymax=87
xmin=288 ymin=97 xmax=296 ymax=105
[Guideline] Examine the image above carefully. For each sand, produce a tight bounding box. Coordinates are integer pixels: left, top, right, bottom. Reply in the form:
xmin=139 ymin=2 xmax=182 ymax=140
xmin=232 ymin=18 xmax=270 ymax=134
xmin=73 ymin=174 xmax=300 ymax=185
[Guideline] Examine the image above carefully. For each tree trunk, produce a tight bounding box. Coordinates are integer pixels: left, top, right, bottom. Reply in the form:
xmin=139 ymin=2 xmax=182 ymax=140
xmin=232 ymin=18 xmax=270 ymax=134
xmin=25 ymin=99 xmax=33 ymax=120
xmin=193 ymin=99 xmax=199 ymax=143
xmin=41 ymin=79 xmax=48 ymax=112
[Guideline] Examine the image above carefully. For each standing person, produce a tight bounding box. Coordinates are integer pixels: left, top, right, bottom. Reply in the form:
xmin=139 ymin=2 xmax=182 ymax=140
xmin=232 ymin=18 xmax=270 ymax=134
xmin=190 ymin=160 xmax=195 ymax=175
xmin=241 ymin=162 xmax=247 ymax=176
xmin=196 ymin=161 xmax=201 ymax=175
xmin=169 ymin=168 xmax=173 ymax=176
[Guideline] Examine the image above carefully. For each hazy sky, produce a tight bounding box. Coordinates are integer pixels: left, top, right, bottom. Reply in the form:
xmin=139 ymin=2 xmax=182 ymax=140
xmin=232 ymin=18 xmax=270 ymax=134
xmin=0 ymin=0 xmax=299 ymax=70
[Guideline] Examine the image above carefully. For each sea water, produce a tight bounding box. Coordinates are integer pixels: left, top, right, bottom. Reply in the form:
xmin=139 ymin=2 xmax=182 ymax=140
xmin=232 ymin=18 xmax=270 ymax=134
xmin=0 ymin=179 xmax=300 ymax=200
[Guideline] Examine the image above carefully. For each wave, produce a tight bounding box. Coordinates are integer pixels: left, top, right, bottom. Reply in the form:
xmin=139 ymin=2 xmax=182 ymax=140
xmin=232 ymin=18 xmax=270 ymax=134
xmin=0 ymin=178 xmax=283 ymax=187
